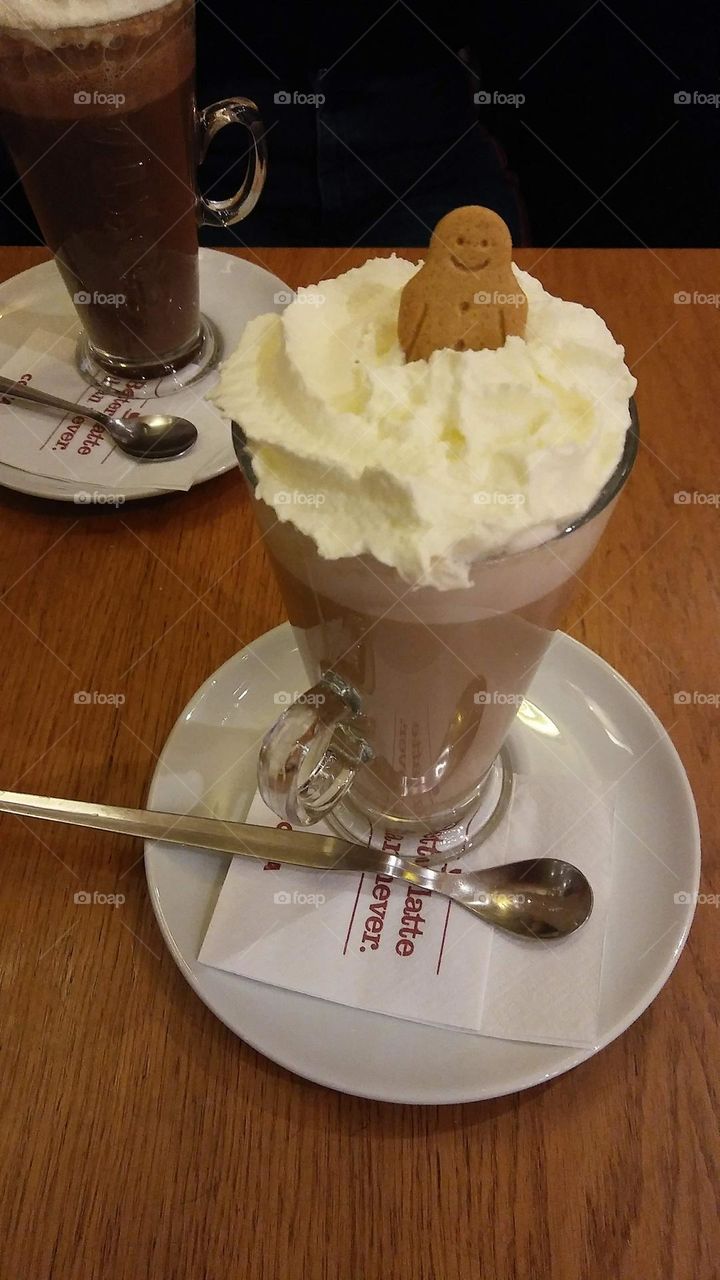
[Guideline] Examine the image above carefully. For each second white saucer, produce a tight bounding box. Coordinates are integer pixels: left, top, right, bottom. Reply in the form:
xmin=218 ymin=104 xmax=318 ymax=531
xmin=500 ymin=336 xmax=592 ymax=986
xmin=0 ymin=249 xmax=286 ymax=503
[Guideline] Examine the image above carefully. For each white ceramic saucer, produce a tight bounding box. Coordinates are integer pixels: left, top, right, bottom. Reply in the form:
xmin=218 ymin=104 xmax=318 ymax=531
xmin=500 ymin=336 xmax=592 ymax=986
xmin=0 ymin=249 xmax=287 ymax=502
xmin=144 ymin=624 xmax=700 ymax=1104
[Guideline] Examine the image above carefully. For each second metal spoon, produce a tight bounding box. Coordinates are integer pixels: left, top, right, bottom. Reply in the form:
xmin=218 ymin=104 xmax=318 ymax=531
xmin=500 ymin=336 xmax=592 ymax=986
xmin=0 ymin=374 xmax=198 ymax=461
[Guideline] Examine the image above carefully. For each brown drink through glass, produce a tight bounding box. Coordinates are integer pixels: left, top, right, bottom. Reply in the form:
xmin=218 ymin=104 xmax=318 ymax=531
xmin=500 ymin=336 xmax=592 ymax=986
xmin=0 ymin=0 xmax=266 ymax=391
xmin=236 ymin=412 xmax=637 ymax=853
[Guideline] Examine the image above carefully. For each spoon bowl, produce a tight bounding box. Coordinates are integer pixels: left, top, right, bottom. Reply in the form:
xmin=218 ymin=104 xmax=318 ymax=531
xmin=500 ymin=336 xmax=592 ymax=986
xmin=105 ymin=410 xmax=198 ymax=460
xmin=450 ymin=857 xmax=594 ymax=939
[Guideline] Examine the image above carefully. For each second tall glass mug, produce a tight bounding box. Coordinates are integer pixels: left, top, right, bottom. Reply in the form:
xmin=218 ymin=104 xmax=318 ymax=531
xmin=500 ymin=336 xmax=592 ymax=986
xmin=0 ymin=0 xmax=266 ymax=394
xmin=235 ymin=406 xmax=638 ymax=852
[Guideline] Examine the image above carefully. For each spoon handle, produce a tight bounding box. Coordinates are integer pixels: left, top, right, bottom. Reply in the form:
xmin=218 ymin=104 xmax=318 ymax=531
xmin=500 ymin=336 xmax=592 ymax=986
xmin=0 ymin=788 xmax=472 ymax=893
xmin=0 ymin=375 xmax=108 ymax=429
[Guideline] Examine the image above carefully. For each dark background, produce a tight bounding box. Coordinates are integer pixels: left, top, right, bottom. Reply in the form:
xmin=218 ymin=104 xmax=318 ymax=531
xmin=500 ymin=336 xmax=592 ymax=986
xmin=1 ymin=0 xmax=718 ymax=249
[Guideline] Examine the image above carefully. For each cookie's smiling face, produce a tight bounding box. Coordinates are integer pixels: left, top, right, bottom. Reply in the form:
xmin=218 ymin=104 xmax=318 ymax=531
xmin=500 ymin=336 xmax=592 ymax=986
xmin=432 ymin=207 xmax=513 ymax=276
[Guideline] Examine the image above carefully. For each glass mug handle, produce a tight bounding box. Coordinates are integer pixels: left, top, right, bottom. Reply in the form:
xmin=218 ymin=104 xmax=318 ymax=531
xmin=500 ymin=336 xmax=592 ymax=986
xmin=258 ymin=673 xmax=374 ymax=826
xmin=197 ymin=98 xmax=267 ymax=227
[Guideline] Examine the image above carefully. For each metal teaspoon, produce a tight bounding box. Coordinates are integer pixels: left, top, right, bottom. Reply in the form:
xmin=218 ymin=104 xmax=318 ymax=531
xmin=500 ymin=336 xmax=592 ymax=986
xmin=0 ymin=375 xmax=197 ymax=461
xmin=0 ymin=789 xmax=593 ymax=940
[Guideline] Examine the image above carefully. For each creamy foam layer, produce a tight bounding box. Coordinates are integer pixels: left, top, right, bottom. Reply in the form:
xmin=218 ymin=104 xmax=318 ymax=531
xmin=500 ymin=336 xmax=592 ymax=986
xmin=216 ymin=256 xmax=636 ymax=591
xmin=0 ymin=0 xmax=191 ymax=116
xmin=0 ymin=1 xmax=171 ymax=28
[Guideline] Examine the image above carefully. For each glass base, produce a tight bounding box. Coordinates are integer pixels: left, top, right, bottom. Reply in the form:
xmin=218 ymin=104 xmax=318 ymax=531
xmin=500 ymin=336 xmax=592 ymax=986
xmin=327 ymin=746 xmax=514 ymax=861
xmin=76 ymin=314 xmax=221 ymax=399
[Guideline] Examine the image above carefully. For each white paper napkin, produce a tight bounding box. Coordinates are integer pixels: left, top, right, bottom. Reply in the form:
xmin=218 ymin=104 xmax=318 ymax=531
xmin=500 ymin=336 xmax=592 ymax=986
xmin=199 ymin=774 xmax=616 ymax=1048
xmin=0 ymin=328 xmax=230 ymax=493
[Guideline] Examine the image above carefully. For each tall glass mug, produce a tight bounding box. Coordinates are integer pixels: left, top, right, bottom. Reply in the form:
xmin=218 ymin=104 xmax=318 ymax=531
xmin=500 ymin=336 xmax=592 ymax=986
xmin=0 ymin=0 xmax=266 ymax=394
xmin=233 ymin=405 xmax=638 ymax=853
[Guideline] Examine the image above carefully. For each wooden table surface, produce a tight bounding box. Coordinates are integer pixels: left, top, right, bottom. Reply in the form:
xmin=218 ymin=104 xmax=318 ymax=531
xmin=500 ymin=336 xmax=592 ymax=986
xmin=0 ymin=245 xmax=717 ymax=1280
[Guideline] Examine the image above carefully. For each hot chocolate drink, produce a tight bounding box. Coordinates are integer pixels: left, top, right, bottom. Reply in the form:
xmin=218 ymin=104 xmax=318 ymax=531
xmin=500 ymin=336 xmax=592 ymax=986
xmin=248 ymin=481 xmax=619 ymax=834
xmin=0 ymin=0 xmax=199 ymax=374
xmin=218 ymin=247 xmax=637 ymax=839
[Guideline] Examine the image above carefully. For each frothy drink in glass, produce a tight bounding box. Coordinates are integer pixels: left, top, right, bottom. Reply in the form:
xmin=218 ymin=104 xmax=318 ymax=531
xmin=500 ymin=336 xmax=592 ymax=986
xmin=218 ymin=244 xmax=637 ymax=848
xmin=0 ymin=0 xmax=266 ymax=390
xmin=239 ymin=440 xmax=633 ymax=847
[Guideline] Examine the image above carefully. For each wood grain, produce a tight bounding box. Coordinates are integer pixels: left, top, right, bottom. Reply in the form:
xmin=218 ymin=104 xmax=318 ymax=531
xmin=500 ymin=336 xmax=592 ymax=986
xmin=0 ymin=245 xmax=717 ymax=1280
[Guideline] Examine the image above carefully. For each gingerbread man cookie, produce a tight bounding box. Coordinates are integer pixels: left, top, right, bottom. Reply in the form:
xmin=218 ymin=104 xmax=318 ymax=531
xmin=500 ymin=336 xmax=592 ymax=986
xmin=397 ymin=206 xmax=527 ymax=361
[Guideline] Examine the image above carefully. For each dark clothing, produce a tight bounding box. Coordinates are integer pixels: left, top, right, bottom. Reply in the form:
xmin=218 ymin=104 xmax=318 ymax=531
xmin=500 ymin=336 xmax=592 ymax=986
xmin=195 ymin=1 xmax=525 ymax=246
xmin=199 ymin=65 xmax=525 ymax=248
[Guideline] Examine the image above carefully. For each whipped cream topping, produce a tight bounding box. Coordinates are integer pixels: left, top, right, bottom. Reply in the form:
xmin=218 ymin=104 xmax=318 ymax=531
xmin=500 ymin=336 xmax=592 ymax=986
xmin=0 ymin=0 xmax=171 ymax=28
xmin=216 ymin=255 xmax=636 ymax=591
